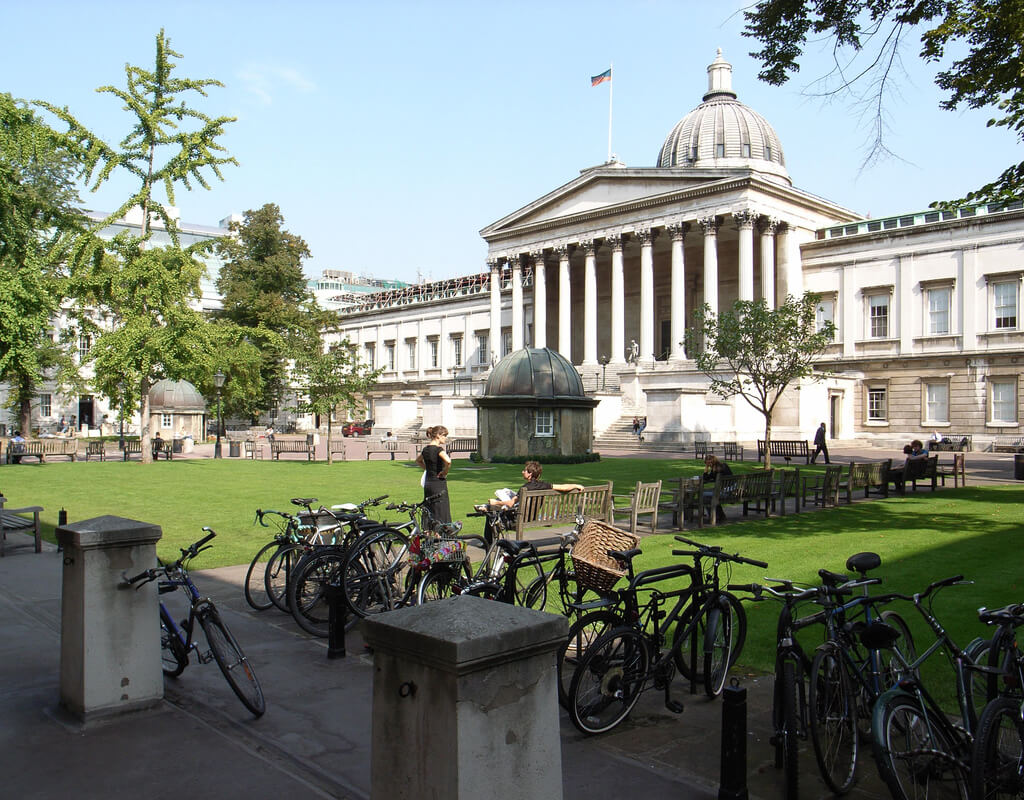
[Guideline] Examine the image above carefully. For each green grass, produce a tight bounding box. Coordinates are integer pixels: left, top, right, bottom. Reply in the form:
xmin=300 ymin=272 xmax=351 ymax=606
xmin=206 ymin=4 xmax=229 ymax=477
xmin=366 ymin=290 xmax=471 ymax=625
xmin=3 ymin=457 xmax=1022 ymax=677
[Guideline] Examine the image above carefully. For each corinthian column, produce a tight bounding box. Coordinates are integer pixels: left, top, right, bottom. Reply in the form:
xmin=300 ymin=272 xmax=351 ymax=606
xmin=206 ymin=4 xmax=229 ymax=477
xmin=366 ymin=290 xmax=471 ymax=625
xmin=532 ymin=250 xmax=547 ymax=349
xmin=608 ymin=234 xmax=625 ymax=364
xmin=699 ymin=216 xmax=721 ymax=315
xmin=638 ymin=228 xmax=655 ymax=363
xmin=667 ymin=222 xmax=689 ymax=360
xmin=556 ymin=245 xmax=571 ymax=359
xmin=734 ymin=210 xmax=756 ymax=302
xmin=759 ymin=217 xmax=779 ymax=309
xmin=582 ymin=240 xmax=598 ymax=365
xmin=488 ymin=259 xmax=500 ymax=365
xmin=511 ymin=257 xmax=524 ymax=351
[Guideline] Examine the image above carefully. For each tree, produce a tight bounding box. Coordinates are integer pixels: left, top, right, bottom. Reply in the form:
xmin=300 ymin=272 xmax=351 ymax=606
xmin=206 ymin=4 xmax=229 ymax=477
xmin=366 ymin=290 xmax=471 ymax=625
xmin=686 ymin=294 xmax=835 ymax=468
xmin=294 ymin=345 xmax=381 ymax=465
xmin=0 ymin=93 xmax=87 ymax=433
xmin=743 ymin=0 xmax=1024 ymax=204
xmin=40 ymin=29 xmax=236 ymax=461
xmin=215 ymin=204 xmax=323 ymax=418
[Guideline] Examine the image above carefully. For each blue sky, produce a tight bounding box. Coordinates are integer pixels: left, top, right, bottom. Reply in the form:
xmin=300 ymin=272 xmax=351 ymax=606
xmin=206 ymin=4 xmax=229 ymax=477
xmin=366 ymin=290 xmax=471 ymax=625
xmin=3 ymin=1 xmax=1018 ymax=284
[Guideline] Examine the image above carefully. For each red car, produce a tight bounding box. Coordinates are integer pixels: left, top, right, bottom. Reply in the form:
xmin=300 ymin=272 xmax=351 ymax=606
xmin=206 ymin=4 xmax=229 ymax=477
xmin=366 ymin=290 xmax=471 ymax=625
xmin=342 ymin=419 xmax=374 ymax=437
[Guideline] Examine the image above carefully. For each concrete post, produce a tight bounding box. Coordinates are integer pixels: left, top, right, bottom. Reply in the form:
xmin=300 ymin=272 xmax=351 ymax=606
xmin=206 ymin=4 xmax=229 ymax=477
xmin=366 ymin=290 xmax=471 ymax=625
xmin=362 ymin=595 xmax=568 ymax=800
xmin=56 ymin=515 xmax=163 ymax=722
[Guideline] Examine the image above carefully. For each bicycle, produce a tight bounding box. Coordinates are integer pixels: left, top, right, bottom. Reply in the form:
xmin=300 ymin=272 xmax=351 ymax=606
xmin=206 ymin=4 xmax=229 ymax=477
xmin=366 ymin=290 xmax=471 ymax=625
xmin=566 ymin=537 xmax=766 ymax=735
xmin=870 ymin=574 xmax=992 ymax=800
xmin=120 ymin=529 xmax=266 ymax=718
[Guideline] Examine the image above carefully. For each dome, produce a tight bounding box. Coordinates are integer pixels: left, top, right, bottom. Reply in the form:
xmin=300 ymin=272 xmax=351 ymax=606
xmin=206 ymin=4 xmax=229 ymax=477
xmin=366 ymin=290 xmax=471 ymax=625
xmin=483 ymin=347 xmax=586 ymax=401
xmin=148 ymin=379 xmax=207 ymax=412
xmin=656 ymin=50 xmax=789 ymax=184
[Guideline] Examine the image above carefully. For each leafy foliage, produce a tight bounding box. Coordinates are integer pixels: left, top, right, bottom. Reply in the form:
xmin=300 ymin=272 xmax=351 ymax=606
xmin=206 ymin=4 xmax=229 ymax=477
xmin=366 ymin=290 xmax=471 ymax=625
xmin=743 ymin=0 xmax=1024 ymax=204
xmin=686 ymin=294 xmax=834 ymax=467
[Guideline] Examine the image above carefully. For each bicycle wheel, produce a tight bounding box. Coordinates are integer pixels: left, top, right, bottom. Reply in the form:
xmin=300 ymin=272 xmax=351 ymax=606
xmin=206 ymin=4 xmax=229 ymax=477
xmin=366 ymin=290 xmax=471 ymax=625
xmin=809 ymin=645 xmax=858 ymax=794
xmin=244 ymin=541 xmax=279 ymax=611
xmin=880 ymin=610 xmax=918 ymax=687
xmin=775 ymin=658 xmax=801 ymax=800
xmin=344 ymin=528 xmax=412 ymax=619
xmin=674 ymin=591 xmax=747 ymax=682
xmin=159 ymin=606 xmax=188 ymax=677
xmin=264 ymin=542 xmax=305 ymax=613
xmin=966 ymin=637 xmax=994 ymax=730
xmin=568 ymin=626 xmax=650 ymax=735
xmin=198 ymin=607 xmax=266 ymax=718
xmin=972 ymin=695 xmax=1024 ymax=800
xmin=872 ymin=688 xmax=969 ymax=800
xmin=417 ymin=564 xmax=462 ymax=604
xmin=508 ymin=552 xmax=544 ymax=607
xmin=287 ymin=546 xmax=348 ymax=637
xmin=703 ymin=597 xmax=734 ymax=697
xmin=557 ymin=610 xmax=621 ymax=709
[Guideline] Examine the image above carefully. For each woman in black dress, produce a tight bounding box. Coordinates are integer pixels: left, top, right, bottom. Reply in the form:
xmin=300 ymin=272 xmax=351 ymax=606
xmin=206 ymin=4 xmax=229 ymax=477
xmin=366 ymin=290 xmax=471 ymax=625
xmin=416 ymin=425 xmax=451 ymax=528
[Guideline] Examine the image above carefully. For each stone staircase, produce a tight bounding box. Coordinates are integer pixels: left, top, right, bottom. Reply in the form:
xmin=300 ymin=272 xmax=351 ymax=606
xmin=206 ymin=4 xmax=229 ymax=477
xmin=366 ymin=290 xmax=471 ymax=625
xmin=593 ymin=414 xmax=691 ymax=454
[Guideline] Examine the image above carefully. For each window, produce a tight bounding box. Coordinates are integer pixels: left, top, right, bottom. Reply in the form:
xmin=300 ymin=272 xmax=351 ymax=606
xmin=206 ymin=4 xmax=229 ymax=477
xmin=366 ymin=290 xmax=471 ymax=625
xmin=816 ymin=297 xmax=835 ymax=337
xmin=868 ymin=293 xmax=889 ymax=338
xmin=451 ymin=336 xmax=463 ymax=367
xmin=385 ymin=341 xmax=395 ymax=370
xmin=867 ymin=387 xmax=887 ymax=421
xmin=429 ymin=338 xmax=439 ymax=368
xmin=406 ymin=339 xmax=417 ymax=370
xmin=535 ymin=409 xmax=553 ymax=436
xmin=924 ymin=382 xmax=949 ymax=423
xmin=363 ymin=342 xmax=375 ymax=367
xmin=741 ymin=143 xmax=751 ymax=158
xmin=78 ymin=333 xmax=92 ymax=360
xmin=476 ymin=332 xmax=489 ymax=365
xmin=39 ymin=393 xmax=52 ymax=417
xmin=991 ymin=379 xmax=1018 ymax=423
xmin=994 ymin=281 xmax=1018 ymax=330
xmin=161 ymin=413 xmax=173 ymax=429
xmin=927 ymin=286 xmax=951 ymax=335
xmin=715 ymin=143 xmax=725 ymax=157
xmin=502 ymin=330 xmax=512 ymax=357
xmin=764 ymin=145 xmax=772 ymax=160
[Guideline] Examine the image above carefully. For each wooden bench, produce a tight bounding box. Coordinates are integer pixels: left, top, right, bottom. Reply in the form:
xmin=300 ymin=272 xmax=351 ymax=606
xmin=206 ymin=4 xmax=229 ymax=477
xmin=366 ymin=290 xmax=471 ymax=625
xmin=42 ymin=438 xmax=78 ymax=461
xmin=270 ymin=437 xmax=315 ymax=461
xmin=929 ymin=434 xmax=972 ymax=452
xmin=658 ymin=476 xmax=702 ymax=530
xmin=366 ymin=439 xmax=402 ymax=460
xmin=612 ymin=480 xmax=662 ymax=534
xmin=901 ymin=455 xmax=938 ymax=493
xmin=697 ymin=470 xmax=776 ymax=528
xmin=937 ymin=453 xmax=966 ymax=488
xmin=151 ymin=439 xmax=173 ymax=461
xmin=0 ymin=496 xmax=43 ymax=556
xmin=693 ymin=441 xmax=744 ymax=461
xmin=85 ymin=441 xmax=107 ymax=461
xmin=513 ymin=482 xmax=613 ymax=540
xmin=802 ymin=465 xmax=845 ymax=509
xmin=992 ymin=436 xmax=1024 ymax=453
xmin=122 ymin=440 xmax=142 ymax=461
xmin=446 ymin=437 xmax=480 ymax=457
xmin=841 ymin=459 xmax=892 ymax=502
xmin=327 ymin=438 xmax=346 ymax=459
xmin=5 ymin=440 xmax=45 ymax=464
xmin=243 ymin=440 xmax=263 ymax=460
xmin=757 ymin=439 xmax=811 ymax=464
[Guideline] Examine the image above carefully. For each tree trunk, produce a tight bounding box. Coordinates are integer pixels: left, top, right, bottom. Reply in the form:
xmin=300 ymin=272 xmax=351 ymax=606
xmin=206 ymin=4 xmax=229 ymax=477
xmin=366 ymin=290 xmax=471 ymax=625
xmin=140 ymin=376 xmax=152 ymax=464
xmin=763 ymin=416 xmax=772 ymax=470
xmin=326 ymin=417 xmax=333 ymax=465
xmin=18 ymin=396 xmax=32 ymax=436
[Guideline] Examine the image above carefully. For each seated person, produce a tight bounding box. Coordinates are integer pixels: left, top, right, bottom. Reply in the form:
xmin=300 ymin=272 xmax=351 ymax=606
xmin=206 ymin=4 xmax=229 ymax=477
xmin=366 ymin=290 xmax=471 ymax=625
xmin=476 ymin=460 xmax=583 ymax=544
xmin=700 ymin=455 xmax=733 ymax=523
xmin=9 ymin=430 xmax=26 ymax=464
xmin=886 ymin=440 xmax=929 ymax=494
xmin=152 ymin=432 xmax=165 ymax=457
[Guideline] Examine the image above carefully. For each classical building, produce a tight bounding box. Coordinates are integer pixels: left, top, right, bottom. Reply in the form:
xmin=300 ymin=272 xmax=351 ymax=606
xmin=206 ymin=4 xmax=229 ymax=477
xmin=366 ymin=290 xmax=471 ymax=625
xmin=329 ymin=51 xmax=1023 ymax=450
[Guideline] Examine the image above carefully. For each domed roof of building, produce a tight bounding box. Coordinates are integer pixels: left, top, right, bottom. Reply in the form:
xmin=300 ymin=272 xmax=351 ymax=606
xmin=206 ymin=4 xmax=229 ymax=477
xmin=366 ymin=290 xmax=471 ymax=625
xmin=484 ymin=347 xmax=586 ymax=400
xmin=656 ymin=50 xmax=790 ymax=184
xmin=148 ymin=379 xmax=207 ymax=412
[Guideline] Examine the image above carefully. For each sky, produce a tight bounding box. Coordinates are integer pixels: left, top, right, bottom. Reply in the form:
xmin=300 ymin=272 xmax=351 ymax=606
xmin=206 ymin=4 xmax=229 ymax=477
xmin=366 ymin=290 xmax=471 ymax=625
xmin=3 ymin=1 xmax=1019 ymax=285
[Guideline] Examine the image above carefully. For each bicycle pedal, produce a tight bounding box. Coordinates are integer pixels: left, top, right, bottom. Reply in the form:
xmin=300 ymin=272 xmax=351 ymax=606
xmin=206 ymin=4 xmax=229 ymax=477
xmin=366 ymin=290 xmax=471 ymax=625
xmin=664 ymin=699 xmax=685 ymax=714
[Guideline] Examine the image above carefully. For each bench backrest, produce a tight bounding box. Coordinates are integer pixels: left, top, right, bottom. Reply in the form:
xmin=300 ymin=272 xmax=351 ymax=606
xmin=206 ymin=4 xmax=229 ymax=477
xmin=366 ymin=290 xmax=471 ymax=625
xmin=848 ymin=459 xmax=891 ymax=488
xmin=514 ymin=482 xmax=612 ymax=539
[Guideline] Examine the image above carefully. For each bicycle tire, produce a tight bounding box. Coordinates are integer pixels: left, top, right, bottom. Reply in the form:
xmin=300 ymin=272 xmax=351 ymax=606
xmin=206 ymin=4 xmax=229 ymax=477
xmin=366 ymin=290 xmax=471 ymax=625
xmin=343 ymin=528 xmax=412 ymax=619
xmin=160 ymin=605 xmax=188 ymax=677
xmin=417 ymin=564 xmax=462 ymax=604
xmin=522 ymin=575 xmax=548 ymax=610
xmin=871 ymin=687 xmax=970 ymax=800
xmin=808 ymin=644 xmax=858 ymax=795
xmin=568 ymin=626 xmax=649 ymax=735
xmin=244 ymin=540 xmax=281 ymax=611
xmin=198 ymin=607 xmax=266 ymax=717
xmin=508 ymin=552 xmax=544 ymax=607
xmin=879 ymin=609 xmax=918 ymax=688
xmin=703 ymin=598 xmax=734 ymax=697
xmin=971 ymin=694 xmax=1024 ymax=800
xmin=557 ymin=609 xmax=622 ymax=709
xmin=778 ymin=658 xmax=801 ymax=800
xmin=264 ymin=542 xmax=305 ymax=613
xmin=674 ymin=591 xmax=747 ymax=682
xmin=966 ymin=637 xmax=994 ymax=731
xmin=287 ymin=546 xmax=349 ymax=637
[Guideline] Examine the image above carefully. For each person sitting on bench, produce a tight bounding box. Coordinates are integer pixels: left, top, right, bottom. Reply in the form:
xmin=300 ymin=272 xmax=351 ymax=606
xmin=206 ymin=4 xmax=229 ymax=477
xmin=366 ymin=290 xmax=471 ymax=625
xmin=475 ymin=460 xmax=582 ymax=545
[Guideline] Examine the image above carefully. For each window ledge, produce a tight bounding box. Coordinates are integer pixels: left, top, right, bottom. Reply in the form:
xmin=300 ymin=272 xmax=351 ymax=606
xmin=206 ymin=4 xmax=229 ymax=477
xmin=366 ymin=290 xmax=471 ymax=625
xmin=912 ymin=335 xmax=960 ymax=344
xmin=923 ymin=422 xmax=951 ymax=428
xmin=864 ymin=420 xmax=890 ymax=427
xmin=986 ymin=421 xmax=1020 ymax=429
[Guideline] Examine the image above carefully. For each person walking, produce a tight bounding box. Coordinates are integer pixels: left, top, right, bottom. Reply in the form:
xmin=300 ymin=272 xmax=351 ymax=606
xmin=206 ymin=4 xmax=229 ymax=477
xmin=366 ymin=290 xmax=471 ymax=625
xmin=810 ymin=422 xmax=830 ymax=464
xmin=416 ymin=425 xmax=451 ymax=528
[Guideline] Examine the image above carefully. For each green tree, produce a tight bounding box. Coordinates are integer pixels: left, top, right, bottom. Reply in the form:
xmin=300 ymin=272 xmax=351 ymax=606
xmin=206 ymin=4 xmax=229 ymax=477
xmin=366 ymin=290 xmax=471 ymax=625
xmin=40 ymin=29 xmax=236 ymax=461
xmin=295 ymin=344 xmax=381 ymax=465
xmin=743 ymin=0 xmax=1024 ymax=204
xmin=215 ymin=204 xmax=322 ymax=418
xmin=686 ymin=294 xmax=835 ymax=468
xmin=0 ymin=93 xmax=87 ymax=433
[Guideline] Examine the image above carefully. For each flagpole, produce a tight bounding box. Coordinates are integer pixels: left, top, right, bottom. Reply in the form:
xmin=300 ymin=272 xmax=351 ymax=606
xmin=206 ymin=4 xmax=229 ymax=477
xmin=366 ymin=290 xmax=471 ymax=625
xmin=607 ymin=61 xmax=613 ymax=162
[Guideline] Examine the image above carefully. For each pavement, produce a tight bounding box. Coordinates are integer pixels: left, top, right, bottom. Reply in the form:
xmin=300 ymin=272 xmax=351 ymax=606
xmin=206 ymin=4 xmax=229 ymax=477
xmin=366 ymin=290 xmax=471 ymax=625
xmin=1 ymin=446 xmax=1018 ymax=799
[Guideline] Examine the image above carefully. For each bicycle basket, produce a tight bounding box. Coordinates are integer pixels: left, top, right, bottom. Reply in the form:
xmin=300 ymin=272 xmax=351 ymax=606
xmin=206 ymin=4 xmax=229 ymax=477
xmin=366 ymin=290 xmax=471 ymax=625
xmin=408 ymin=533 xmax=468 ymax=570
xmin=570 ymin=519 xmax=639 ymax=592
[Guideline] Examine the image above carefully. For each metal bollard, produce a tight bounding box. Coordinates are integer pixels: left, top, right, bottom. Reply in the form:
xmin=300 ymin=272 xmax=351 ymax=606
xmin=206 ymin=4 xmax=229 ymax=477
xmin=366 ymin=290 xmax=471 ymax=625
xmin=718 ymin=678 xmax=748 ymax=800
xmin=326 ymin=580 xmax=347 ymax=660
xmin=58 ymin=508 xmax=68 ymax=551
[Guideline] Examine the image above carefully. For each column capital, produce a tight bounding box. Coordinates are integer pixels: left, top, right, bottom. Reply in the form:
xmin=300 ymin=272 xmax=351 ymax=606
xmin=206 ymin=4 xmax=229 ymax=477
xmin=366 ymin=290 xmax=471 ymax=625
xmin=580 ymin=238 xmax=597 ymax=257
xmin=554 ymin=244 xmax=570 ymax=261
xmin=699 ymin=216 xmax=721 ymax=236
xmin=530 ymin=249 xmax=547 ymax=268
xmin=635 ymin=227 xmax=654 ymax=247
xmin=605 ymin=233 xmax=624 ymax=252
xmin=758 ymin=215 xmax=781 ymax=235
xmin=666 ymin=221 xmax=690 ymax=242
xmin=733 ymin=210 xmax=757 ymax=230
xmin=486 ymin=258 xmax=500 ymax=271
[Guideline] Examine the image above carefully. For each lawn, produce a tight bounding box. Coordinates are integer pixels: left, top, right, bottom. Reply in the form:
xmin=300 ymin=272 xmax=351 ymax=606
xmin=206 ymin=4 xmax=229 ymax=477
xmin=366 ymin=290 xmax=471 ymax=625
xmin=3 ymin=457 xmax=1022 ymax=675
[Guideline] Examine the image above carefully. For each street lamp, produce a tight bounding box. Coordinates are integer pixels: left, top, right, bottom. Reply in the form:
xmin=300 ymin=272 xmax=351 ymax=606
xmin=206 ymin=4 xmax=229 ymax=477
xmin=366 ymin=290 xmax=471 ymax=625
xmin=600 ymin=355 xmax=609 ymax=391
xmin=117 ymin=381 xmax=126 ymax=452
xmin=213 ymin=370 xmax=225 ymax=459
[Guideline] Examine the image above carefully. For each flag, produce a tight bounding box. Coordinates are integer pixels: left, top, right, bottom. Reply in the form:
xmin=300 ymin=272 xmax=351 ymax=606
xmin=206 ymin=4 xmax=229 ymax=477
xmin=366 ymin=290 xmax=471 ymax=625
xmin=591 ymin=68 xmax=611 ymax=87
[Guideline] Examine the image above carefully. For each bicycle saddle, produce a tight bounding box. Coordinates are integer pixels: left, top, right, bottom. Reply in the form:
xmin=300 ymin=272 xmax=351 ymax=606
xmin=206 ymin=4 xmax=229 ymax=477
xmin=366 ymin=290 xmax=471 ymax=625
xmin=846 ymin=552 xmax=881 ymax=575
xmin=291 ymin=497 xmax=317 ymax=507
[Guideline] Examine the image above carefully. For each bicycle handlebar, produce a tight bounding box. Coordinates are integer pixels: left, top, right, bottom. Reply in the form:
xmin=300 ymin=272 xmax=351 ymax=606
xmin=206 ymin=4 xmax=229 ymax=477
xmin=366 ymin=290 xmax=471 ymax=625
xmin=672 ymin=547 xmax=768 ymax=569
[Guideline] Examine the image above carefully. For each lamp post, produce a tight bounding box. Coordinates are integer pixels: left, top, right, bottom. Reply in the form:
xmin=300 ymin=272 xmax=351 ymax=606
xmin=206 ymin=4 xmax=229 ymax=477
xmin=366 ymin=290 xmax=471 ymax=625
xmin=213 ymin=370 xmax=225 ymax=459
xmin=117 ymin=381 xmax=125 ymax=452
xmin=600 ymin=355 xmax=609 ymax=391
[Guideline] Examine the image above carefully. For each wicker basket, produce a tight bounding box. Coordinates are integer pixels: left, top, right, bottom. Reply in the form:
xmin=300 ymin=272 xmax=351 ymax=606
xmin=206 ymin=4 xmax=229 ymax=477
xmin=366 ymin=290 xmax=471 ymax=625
xmin=571 ymin=519 xmax=640 ymax=592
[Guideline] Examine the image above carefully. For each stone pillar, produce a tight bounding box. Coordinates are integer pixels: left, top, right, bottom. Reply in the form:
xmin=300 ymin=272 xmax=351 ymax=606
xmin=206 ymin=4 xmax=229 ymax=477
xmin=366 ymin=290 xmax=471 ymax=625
xmin=777 ymin=223 xmax=803 ymax=299
xmin=57 ymin=515 xmax=164 ymax=722
xmin=556 ymin=245 xmax=571 ymax=360
xmin=582 ymin=240 xmax=598 ymax=366
xmin=608 ymin=234 xmax=626 ymax=363
xmin=734 ymin=210 xmax=756 ymax=302
xmin=511 ymin=257 xmax=524 ymax=352
xmin=700 ymin=216 xmax=721 ymax=316
xmin=532 ymin=250 xmax=546 ymax=349
xmin=363 ymin=595 xmax=568 ymax=800
xmin=759 ymin=217 xmax=779 ymax=309
xmin=638 ymin=228 xmax=655 ymax=363
xmin=488 ymin=260 xmax=500 ymax=365
xmin=668 ymin=222 xmax=688 ymax=361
